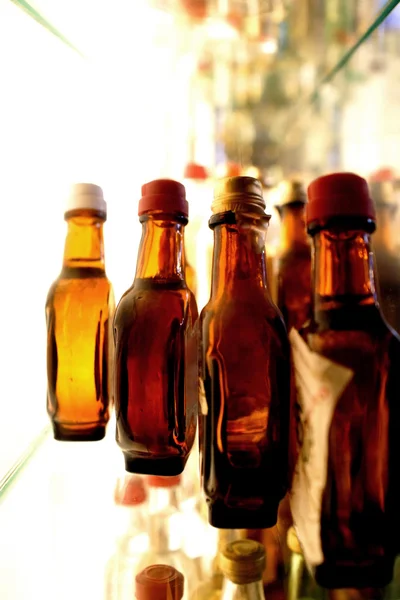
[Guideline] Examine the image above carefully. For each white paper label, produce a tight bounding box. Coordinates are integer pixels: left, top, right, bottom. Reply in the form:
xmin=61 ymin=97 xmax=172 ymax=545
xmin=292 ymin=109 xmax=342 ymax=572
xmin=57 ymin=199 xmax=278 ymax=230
xmin=289 ymin=328 xmax=354 ymax=567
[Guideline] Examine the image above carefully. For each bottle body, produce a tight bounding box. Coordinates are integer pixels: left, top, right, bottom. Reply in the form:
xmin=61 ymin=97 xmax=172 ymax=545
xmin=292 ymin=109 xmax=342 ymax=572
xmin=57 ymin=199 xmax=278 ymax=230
xmin=200 ymin=204 xmax=291 ymax=528
xmin=300 ymin=302 xmax=400 ymax=588
xmin=114 ymin=280 xmax=198 ymax=474
xmin=46 ymin=207 xmax=114 ymax=441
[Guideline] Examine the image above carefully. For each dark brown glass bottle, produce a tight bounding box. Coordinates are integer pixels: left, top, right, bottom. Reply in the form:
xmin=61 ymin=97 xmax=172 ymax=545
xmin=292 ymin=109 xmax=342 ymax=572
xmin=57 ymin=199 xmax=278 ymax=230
xmin=276 ymin=180 xmax=312 ymax=332
xmin=113 ymin=179 xmax=198 ymax=476
xmin=200 ymin=176 xmax=291 ymax=529
xmin=291 ymin=173 xmax=400 ymax=589
xmin=370 ymin=177 xmax=400 ymax=334
xmin=46 ymin=184 xmax=114 ymax=441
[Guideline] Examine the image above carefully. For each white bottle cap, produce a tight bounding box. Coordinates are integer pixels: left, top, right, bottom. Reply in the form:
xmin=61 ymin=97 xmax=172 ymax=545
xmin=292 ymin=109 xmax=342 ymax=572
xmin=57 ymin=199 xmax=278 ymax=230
xmin=66 ymin=183 xmax=107 ymax=216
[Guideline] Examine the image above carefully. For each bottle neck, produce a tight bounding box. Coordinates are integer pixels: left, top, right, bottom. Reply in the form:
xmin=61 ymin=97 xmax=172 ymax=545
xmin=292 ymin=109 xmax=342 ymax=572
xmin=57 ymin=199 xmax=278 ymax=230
xmin=221 ymin=578 xmax=265 ymax=600
xmin=210 ymin=217 xmax=269 ymax=299
xmin=278 ymin=203 xmax=309 ymax=252
xmin=135 ymin=215 xmax=186 ymax=282
xmin=62 ymin=211 xmax=105 ymax=272
xmin=312 ymin=228 xmax=378 ymax=316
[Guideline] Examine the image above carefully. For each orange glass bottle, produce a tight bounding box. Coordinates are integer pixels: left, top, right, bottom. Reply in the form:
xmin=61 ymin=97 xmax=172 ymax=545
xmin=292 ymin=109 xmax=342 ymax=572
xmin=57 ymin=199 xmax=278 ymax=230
xmin=276 ymin=180 xmax=312 ymax=332
xmin=113 ymin=179 xmax=198 ymax=476
xmin=46 ymin=183 xmax=114 ymax=441
xmin=200 ymin=176 xmax=291 ymax=529
xmin=290 ymin=173 xmax=400 ymax=589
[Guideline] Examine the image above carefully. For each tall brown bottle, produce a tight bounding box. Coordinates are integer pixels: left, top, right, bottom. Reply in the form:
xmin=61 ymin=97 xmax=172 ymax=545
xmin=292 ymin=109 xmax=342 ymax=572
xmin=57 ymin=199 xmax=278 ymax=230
xmin=113 ymin=179 xmax=198 ymax=476
xmin=275 ymin=180 xmax=312 ymax=332
xmin=200 ymin=176 xmax=291 ymax=529
xmin=46 ymin=183 xmax=115 ymax=441
xmin=290 ymin=173 xmax=400 ymax=589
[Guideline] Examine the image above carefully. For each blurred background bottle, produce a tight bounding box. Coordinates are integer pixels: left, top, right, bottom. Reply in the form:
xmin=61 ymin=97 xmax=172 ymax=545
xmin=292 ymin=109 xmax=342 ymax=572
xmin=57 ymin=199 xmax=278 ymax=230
xmin=275 ymin=179 xmax=312 ymax=332
xmin=286 ymin=526 xmax=327 ymax=600
xmin=46 ymin=183 xmax=114 ymax=441
xmin=136 ymin=475 xmax=199 ymax=600
xmin=369 ymin=168 xmax=400 ymax=334
xmin=183 ymin=162 xmax=213 ymax=311
xmin=105 ymin=475 xmax=148 ymax=600
xmin=219 ymin=540 xmax=266 ymax=600
xmin=135 ymin=565 xmax=184 ymax=600
xmin=191 ymin=530 xmax=246 ymax=600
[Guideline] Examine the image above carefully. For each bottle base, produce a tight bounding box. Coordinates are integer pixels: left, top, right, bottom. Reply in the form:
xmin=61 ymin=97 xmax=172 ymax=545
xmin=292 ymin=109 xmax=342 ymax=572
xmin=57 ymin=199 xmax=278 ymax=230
xmin=314 ymin=557 xmax=395 ymax=589
xmin=208 ymin=499 xmax=278 ymax=529
xmin=52 ymin=422 xmax=106 ymax=442
xmin=123 ymin=452 xmax=186 ymax=476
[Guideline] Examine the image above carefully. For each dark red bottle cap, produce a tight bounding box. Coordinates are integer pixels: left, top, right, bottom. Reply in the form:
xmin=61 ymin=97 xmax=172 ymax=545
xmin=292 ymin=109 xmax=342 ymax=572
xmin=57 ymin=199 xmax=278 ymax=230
xmin=135 ymin=565 xmax=184 ymax=600
xmin=114 ymin=475 xmax=147 ymax=507
xmin=139 ymin=179 xmax=189 ymax=217
xmin=184 ymin=162 xmax=208 ymax=180
xmin=147 ymin=475 xmax=181 ymax=488
xmin=306 ymin=172 xmax=376 ymax=227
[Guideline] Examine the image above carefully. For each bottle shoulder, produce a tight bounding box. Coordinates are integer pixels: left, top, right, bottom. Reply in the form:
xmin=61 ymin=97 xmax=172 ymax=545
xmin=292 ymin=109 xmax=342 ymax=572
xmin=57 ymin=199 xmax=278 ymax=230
xmin=114 ymin=280 xmax=198 ymax=332
xmin=46 ymin=272 xmax=112 ymax=305
xmin=301 ymin=308 xmax=400 ymax=373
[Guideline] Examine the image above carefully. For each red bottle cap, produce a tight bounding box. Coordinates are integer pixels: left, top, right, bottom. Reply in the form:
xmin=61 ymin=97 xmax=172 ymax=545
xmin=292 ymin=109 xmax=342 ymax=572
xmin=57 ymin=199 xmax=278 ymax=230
xmin=139 ymin=179 xmax=189 ymax=218
xmin=114 ymin=475 xmax=147 ymax=506
xmin=184 ymin=162 xmax=208 ymax=180
xmin=306 ymin=172 xmax=376 ymax=226
xmin=135 ymin=565 xmax=184 ymax=600
xmin=225 ymin=162 xmax=242 ymax=177
xmin=147 ymin=475 xmax=181 ymax=488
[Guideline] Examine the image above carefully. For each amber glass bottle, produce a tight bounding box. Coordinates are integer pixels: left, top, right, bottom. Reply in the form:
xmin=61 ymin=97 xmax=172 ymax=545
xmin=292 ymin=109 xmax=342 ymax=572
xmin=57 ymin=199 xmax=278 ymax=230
xmin=113 ymin=179 xmax=198 ymax=476
xmin=200 ymin=176 xmax=291 ymax=529
xmin=290 ymin=173 xmax=400 ymax=589
xmin=46 ymin=183 xmax=114 ymax=441
xmin=276 ymin=180 xmax=312 ymax=332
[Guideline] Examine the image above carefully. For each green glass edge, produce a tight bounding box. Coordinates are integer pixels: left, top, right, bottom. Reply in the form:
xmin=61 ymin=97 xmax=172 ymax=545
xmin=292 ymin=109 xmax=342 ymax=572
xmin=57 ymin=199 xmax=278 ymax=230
xmin=0 ymin=424 xmax=51 ymax=503
xmin=310 ymin=0 xmax=400 ymax=100
xmin=9 ymin=0 xmax=84 ymax=57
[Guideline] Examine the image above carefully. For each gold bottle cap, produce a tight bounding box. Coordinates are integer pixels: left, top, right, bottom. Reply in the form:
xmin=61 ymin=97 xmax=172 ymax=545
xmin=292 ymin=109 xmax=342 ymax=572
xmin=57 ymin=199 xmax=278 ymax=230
xmin=286 ymin=527 xmax=302 ymax=554
xmin=212 ymin=176 xmax=266 ymax=214
xmin=219 ymin=539 xmax=266 ymax=584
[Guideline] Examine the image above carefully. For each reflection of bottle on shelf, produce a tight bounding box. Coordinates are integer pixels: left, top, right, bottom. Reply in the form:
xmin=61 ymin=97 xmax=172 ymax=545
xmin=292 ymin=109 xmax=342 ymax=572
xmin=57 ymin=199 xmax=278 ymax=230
xmin=113 ymin=179 xmax=198 ymax=476
xmin=369 ymin=171 xmax=400 ymax=334
xmin=137 ymin=476 xmax=200 ymax=600
xmin=220 ymin=540 xmax=266 ymax=600
xmin=135 ymin=565 xmax=184 ymax=600
xmin=286 ymin=527 xmax=326 ymax=600
xmin=46 ymin=183 xmax=115 ymax=441
xmin=191 ymin=530 xmax=246 ymax=600
xmin=105 ymin=475 xmax=149 ymax=600
xmin=275 ymin=180 xmax=312 ymax=332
